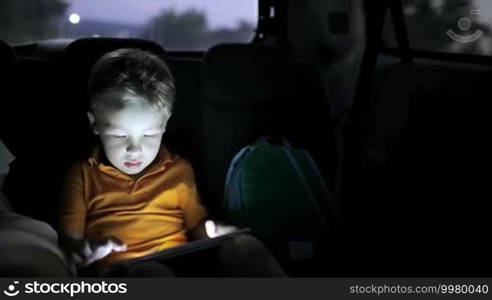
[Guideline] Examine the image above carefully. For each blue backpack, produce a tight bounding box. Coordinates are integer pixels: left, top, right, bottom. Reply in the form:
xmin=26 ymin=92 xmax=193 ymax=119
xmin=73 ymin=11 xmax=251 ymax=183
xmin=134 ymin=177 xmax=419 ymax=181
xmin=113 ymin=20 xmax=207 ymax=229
xmin=223 ymin=137 xmax=339 ymax=261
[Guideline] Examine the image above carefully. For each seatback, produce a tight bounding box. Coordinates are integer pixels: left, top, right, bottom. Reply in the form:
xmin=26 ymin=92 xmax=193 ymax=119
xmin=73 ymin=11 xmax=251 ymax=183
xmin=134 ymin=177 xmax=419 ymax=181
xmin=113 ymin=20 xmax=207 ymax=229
xmin=364 ymin=60 xmax=488 ymax=212
xmin=1 ymin=41 xmax=67 ymax=225
xmin=200 ymin=43 xmax=336 ymax=215
xmin=348 ymin=59 xmax=491 ymax=273
xmin=164 ymin=55 xmax=205 ymax=176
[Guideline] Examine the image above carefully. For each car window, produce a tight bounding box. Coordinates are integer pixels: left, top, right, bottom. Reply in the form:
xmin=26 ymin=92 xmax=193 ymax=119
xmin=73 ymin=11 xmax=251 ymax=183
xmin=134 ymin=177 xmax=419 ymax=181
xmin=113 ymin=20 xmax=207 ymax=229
xmin=0 ymin=0 xmax=257 ymax=51
xmin=383 ymin=0 xmax=492 ymax=55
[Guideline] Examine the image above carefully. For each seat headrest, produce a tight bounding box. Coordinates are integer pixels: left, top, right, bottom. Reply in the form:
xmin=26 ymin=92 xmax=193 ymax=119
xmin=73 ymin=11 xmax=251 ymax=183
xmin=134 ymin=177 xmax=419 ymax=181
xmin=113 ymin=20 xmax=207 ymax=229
xmin=64 ymin=37 xmax=166 ymax=82
xmin=65 ymin=38 xmax=165 ymax=75
xmin=201 ymin=43 xmax=294 ymax=105
xmin=62 ymin=38 xmax=167 ymax=110
xmin=31 ymin=39 xmax=73 ymax=60
xmin=65 ymin=37 xmax=166 ymax=61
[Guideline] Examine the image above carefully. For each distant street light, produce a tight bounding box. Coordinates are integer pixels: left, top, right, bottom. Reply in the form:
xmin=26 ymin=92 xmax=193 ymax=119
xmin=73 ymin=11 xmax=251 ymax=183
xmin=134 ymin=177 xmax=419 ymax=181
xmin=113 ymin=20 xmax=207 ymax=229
xmin=69 ymin=13 xmax=80 ymax=24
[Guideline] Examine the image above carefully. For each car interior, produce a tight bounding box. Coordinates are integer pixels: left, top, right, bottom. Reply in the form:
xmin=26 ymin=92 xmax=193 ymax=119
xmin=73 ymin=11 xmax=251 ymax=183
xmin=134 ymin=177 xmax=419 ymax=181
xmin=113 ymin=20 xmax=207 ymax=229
xmin=0 ymin=0 xmax=490 ymax=277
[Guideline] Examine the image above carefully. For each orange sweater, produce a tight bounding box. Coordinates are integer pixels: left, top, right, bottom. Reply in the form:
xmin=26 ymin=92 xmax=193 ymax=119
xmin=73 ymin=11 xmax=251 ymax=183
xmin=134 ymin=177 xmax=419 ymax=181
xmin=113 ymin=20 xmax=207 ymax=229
xmin=59 ymin=146 xmax=207 ymax=265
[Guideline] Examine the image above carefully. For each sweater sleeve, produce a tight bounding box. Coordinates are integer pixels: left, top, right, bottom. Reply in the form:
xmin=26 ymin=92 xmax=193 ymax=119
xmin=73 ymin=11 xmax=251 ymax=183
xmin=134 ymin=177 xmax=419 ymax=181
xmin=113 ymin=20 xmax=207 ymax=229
xmin=178 ymin=159 xmax=208 ymax=231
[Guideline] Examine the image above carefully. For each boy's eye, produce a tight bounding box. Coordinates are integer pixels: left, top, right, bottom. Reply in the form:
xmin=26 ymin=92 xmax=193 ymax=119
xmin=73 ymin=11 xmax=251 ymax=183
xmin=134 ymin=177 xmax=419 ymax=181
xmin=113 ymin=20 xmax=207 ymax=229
xmin=144 ymin=134 xmax=159 ymax=138
xmin=111 ymin=135 xmax=127 ymax=139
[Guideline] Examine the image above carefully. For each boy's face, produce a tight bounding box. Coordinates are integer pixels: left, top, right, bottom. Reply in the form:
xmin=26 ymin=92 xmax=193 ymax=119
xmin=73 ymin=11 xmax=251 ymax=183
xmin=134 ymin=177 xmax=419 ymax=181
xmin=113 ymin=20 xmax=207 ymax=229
xmin=88 ymin=96 xmax=170 ymax=176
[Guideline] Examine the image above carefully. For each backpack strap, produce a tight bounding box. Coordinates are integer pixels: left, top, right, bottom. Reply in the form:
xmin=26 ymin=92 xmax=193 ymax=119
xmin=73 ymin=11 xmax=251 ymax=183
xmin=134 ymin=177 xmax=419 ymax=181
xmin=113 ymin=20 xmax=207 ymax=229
xmin=223 ymin=144 xmax=257 ymax=224
xmin=281 ymin=145 xmax=335 ymax=231
xmin=303 ymin=150 xmax=340 ymax=221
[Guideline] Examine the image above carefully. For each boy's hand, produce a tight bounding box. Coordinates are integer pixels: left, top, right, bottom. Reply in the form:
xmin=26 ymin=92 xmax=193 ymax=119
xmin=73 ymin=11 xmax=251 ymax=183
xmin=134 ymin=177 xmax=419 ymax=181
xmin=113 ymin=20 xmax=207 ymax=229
xmin=205 ymin=220 xmax=238 ymax=238
xmin=72 ymin=237 xmax=127 ymax=268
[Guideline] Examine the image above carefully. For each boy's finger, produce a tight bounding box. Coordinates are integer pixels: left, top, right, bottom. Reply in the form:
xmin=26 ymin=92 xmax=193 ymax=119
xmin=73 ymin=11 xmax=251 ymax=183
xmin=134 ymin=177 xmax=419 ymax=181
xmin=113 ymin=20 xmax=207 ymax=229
xmin=87 ymin=243 xmax=114 ymax=265
xmin=205 ymin=220 xmax=217 ymax=238
xmin=224 ymin=226 xmax=238 ymax=234
xmin=109 ymin=240 xmax=127 ymax=252
xmin=108 ymin=236 xmax=126 ymax=247
xmin=106 ymin=236 xmax=127 ymax=251
xmin=217 ymin=225 xmax=237 ymax=236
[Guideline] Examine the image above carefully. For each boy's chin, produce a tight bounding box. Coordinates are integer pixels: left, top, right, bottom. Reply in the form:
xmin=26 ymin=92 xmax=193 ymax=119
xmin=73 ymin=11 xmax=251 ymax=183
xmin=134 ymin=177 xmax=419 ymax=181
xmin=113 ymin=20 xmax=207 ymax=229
xmin=123 ymin=169 xmax=143 ymax=176
xmin=119 ymin=165 xmax=146 ymax=176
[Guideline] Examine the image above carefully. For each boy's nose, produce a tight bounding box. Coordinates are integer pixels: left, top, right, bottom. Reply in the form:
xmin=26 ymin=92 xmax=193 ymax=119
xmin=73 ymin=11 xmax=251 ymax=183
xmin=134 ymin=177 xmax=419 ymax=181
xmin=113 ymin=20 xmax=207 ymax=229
xmin=127 ymin=143 xmax=143 ymax=154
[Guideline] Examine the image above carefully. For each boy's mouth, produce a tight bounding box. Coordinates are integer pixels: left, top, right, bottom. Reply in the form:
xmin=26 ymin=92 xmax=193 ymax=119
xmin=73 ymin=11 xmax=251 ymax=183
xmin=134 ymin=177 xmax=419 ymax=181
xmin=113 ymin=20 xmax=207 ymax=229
xmin=125 ymin=161 xmax=142 ymax=168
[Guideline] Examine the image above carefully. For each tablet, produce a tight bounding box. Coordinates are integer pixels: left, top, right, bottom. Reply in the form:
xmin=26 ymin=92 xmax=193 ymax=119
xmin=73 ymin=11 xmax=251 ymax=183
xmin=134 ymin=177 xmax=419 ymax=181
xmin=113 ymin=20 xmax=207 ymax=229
xmin=127 ymin=228 xmax=251 ymax=263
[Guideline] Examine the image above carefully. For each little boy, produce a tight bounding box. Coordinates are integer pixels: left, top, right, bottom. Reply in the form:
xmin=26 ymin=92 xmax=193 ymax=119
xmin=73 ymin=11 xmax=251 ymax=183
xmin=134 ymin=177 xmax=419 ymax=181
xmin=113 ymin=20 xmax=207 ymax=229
xmin=59 ymin=48 xmax=285 ymax=277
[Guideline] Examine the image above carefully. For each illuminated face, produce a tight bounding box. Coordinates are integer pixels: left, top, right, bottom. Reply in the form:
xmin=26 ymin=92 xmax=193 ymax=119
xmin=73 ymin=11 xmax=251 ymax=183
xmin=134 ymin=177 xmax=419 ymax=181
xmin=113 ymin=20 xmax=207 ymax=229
xmin=88 ymin=97 xmax=170 ymax=176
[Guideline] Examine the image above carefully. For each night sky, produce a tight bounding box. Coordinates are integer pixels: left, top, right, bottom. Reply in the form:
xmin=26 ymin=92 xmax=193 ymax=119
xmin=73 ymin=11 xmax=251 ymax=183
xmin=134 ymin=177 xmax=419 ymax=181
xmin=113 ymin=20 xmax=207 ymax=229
xmin=68 ymin=0 xmax=257 ymax=29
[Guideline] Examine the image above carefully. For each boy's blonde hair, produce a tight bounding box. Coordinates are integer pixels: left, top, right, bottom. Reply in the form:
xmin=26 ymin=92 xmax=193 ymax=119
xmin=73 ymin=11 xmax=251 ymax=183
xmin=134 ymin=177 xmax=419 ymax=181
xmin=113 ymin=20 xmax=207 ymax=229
xmin=88 ymin=48 xmax=175 ymax=113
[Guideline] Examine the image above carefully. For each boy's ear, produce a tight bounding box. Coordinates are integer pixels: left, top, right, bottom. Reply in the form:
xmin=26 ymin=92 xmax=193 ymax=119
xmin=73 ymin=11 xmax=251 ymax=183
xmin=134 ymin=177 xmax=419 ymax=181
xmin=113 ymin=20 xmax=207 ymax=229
xmin=161 ymin=110 xmax=172 ymax=131
xmin=87 ymin=112 xmax=99 ymax=135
